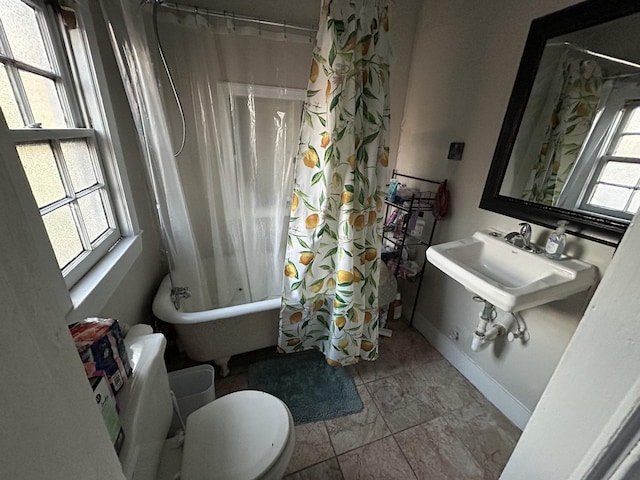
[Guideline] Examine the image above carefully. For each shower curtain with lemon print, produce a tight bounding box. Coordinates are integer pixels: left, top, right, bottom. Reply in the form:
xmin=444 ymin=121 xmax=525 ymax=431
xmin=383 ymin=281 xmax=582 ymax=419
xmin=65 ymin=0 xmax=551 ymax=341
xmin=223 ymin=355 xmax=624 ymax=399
xmin=523 ymin=58 xmax=603 ymax=205
xmin=278 ymin=0 xmax=391 ymax=366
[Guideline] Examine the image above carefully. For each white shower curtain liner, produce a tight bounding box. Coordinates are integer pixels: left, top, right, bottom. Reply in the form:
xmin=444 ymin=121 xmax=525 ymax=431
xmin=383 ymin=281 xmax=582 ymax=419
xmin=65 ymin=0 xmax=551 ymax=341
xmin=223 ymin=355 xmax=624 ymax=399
xmin=103 ymin=0 xmax=311 ymax=311
xmin=102 ymin=0 xmax=211 ymax=311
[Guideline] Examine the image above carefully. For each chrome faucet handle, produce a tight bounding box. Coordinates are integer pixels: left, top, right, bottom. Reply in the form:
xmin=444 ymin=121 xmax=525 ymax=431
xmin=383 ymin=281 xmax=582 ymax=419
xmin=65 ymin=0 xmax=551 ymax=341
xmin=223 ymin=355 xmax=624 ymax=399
xmin=518 ymin=223 xmax=531 ymax=245
xmin=504 ymin=223 xmax=543 ymax=253
xmin=504 ymin=232 xmax=525 ymax=248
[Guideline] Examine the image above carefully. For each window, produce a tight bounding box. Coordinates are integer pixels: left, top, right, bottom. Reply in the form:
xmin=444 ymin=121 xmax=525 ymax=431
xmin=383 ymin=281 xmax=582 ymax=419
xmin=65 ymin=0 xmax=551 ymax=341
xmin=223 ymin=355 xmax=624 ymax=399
xmin=0 ymin=0 xmax=121 ymax=288
xmin=580 ymin=101 xmax=640 ymax=220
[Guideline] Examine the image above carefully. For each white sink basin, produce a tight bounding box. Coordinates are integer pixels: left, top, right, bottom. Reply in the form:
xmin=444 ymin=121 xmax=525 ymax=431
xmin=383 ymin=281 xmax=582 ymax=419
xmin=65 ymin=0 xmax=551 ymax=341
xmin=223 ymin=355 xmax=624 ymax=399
xmin=426 ymin=229 xmax=597 ymax=312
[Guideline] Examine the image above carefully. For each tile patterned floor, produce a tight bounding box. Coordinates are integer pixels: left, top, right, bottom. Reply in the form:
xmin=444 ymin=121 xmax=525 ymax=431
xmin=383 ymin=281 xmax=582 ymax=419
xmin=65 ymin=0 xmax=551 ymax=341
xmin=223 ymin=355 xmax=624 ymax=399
xmin=209 ymin=320 xmax=521 ymax=479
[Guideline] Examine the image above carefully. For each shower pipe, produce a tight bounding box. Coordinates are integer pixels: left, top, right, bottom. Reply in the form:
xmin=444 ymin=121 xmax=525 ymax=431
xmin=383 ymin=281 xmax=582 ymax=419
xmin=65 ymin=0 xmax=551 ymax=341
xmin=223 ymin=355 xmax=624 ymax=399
xmin=140 ymin=0 xmax=187 ymax=157
xmin=129 ymin=0 xmax=189 ymax=308
xmin=140 ymin=0 xmax=318 ymax=157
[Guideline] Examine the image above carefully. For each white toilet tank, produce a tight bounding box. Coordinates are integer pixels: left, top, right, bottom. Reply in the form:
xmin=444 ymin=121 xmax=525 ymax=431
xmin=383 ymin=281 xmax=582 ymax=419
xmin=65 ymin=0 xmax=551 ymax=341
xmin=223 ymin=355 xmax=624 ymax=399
xmin=118 ymin=333 xmax=173 ymax=480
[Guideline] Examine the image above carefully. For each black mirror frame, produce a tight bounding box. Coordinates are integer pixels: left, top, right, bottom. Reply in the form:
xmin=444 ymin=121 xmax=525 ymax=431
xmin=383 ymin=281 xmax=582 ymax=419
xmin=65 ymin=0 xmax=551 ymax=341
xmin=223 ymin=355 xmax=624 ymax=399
xmin=479 ymin=0 xmax=640 ymax=247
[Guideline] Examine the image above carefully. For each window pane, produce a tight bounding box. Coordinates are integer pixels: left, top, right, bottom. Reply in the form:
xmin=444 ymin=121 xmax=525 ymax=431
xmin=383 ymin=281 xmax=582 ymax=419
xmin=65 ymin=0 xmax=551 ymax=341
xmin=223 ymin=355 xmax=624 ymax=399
xmin=627 ymin=191 xmax=640 ymax=214
xmin=42 ymin=205 xmax=83 ymax=268
xmin=78 ymin=191 xmax=109 ymax=243
xmin=61 ymin=139 xmax=97 ymax=192
xmin=20 ymin=70 xmax=66 ymax=128
xmin=625 ymin=107 xmax=640 ymax=133
xmin=0 ymin=64 xmax=24 ymax=128
xmin=613 ymin=134 xmax=640 ymax=158
xmin=599 ymin=161 xmax=640 ymax=187
xmin=16 ymin=142 xmax=66 ymax=208
xmin=0 ymin=0 xmax=51 ymax=71
xmin=589 ymin=184 xmax=632 ymax=211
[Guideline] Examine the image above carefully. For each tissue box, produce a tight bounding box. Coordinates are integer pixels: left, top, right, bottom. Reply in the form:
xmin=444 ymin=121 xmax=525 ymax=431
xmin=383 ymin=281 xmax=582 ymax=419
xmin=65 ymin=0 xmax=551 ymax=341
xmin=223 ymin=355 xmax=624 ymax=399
xmin=69 ymin=318 xmax=132 ymax=393
xmin=91 ymin=374 xmax=125 ymax=454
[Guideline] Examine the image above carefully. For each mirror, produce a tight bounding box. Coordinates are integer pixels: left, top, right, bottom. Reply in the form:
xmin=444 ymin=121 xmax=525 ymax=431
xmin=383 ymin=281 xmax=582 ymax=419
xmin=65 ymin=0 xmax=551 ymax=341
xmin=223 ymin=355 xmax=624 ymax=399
xmin=480 ymin=0 xmax=640 ymax=246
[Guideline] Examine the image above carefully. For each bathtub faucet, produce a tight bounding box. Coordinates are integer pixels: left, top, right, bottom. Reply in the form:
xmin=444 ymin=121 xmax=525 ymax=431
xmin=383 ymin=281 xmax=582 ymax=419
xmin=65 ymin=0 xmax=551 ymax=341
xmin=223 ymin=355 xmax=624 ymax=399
xmin=170 ymin=286 xmax=191 ymax=310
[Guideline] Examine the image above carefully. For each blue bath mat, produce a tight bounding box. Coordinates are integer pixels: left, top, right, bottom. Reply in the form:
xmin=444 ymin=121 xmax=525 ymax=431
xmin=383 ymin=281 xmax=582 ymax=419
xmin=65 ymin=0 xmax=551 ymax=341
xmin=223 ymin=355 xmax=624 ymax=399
xmin=247 ymin=350 xmax=363 ymax=425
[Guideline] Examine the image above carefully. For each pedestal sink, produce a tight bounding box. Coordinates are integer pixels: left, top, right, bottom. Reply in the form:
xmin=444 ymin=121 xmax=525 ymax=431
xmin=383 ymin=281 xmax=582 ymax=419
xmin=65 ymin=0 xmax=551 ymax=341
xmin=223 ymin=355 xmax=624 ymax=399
xmin=426 ymin=229 xmax=597 ymax=312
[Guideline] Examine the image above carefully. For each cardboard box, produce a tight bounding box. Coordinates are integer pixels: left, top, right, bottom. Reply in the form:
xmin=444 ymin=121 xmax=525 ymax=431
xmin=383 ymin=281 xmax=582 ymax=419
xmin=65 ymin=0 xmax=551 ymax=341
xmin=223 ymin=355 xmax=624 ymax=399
xmin=91 ymin=375 xmax=124 ymax=454
xmin=69 ymin=318 xmax=132 ymax=393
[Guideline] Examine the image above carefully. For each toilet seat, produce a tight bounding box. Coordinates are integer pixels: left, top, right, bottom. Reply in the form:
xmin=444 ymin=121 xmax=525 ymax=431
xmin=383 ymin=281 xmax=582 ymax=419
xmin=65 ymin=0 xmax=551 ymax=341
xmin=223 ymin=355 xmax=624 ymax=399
xmin=180 ymin=390 xmax=294 ymax=480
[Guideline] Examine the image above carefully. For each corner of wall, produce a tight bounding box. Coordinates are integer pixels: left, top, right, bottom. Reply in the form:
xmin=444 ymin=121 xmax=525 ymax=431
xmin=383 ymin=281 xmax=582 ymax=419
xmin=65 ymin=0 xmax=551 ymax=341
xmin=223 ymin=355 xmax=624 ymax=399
xmin=412 ymin=310 xmax=532 ymax=430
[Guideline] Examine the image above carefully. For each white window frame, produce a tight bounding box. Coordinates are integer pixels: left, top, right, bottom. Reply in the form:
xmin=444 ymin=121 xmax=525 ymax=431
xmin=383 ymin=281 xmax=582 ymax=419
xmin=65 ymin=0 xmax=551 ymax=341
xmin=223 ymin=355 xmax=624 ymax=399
xmin=1 ymin=0 xmax=142 ymax=318
xmin=556 ymin=80 xmax=640 ymax=223
xmin=2 ymin=0 xmax=119 ymax=286
xmin=577 ymin=100 xmax=640 ymax=221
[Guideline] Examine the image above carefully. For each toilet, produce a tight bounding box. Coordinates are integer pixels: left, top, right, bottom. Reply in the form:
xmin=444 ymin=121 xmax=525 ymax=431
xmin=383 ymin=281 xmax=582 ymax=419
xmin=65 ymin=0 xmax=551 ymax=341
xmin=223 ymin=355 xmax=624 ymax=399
xmin=117 ymin=332 xmax=295 ymax=480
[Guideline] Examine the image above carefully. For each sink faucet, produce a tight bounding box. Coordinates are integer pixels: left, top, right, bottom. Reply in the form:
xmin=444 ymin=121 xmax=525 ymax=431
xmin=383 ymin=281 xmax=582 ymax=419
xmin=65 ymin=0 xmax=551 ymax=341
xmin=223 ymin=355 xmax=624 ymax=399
xmin=518 ymin=222 xmax=531 ymax=249
xmin=504 ymin=222 xmax=542 ymax=253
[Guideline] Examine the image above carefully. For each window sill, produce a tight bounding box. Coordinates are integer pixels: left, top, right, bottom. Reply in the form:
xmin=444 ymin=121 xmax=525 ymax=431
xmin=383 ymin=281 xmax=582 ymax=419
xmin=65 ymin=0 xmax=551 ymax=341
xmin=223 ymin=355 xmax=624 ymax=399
xmin=66 ymin=232 xmax=143 ymax=324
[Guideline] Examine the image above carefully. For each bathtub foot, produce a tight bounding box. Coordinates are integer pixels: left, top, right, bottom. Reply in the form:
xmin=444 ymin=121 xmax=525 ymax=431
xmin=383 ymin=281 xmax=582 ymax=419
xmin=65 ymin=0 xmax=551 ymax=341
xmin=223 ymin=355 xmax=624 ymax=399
xmin=214 ymin=357 xmax=231 ymax=377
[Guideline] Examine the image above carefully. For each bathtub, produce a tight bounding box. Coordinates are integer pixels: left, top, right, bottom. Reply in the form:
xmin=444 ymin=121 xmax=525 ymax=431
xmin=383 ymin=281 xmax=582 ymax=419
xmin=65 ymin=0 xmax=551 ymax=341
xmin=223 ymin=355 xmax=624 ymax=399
xmin=152 ymin=275 xmax=281 ymax=376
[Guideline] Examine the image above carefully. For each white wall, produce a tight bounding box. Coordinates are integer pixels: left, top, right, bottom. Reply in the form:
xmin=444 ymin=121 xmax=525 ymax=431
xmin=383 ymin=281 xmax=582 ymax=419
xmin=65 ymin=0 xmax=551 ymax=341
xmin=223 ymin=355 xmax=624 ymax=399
xmin=387 ymin=0 xmax=423 ymax=165
xmin=395 ymin=0 xmax=617 ymax=422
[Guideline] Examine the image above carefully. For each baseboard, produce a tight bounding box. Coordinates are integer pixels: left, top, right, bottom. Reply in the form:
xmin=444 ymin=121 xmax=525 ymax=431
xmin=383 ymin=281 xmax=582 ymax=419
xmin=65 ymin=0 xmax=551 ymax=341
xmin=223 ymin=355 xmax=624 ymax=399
xmin=414 ymin=313 xmax=531 ymax=430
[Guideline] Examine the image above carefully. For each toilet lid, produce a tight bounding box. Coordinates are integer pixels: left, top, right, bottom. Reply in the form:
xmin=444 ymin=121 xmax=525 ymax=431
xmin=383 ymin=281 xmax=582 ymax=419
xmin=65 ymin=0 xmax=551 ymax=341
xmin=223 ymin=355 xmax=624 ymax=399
xmin=181 ymin=390 xmax=293 ymax=480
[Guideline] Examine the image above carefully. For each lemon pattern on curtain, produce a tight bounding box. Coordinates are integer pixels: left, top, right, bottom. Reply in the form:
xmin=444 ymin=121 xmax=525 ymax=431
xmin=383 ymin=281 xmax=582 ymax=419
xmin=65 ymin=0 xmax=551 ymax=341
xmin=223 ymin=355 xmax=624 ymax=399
xmin=523 ymin=58 xmax=603 ymax=205
xmin=278 ymin=0 xmax=391 ymax=366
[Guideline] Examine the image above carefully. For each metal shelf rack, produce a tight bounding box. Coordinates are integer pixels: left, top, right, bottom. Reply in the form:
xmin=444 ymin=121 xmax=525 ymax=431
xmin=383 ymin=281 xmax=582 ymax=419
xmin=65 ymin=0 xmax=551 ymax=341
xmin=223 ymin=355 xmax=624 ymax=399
xmin=382 ymin=170 xmax=443 ymax=325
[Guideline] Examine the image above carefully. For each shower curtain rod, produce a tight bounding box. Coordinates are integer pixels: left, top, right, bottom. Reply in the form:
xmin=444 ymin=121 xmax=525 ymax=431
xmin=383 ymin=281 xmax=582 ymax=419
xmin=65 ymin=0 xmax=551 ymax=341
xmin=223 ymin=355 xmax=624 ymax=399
xmin=156 ymin=1 xmax=318 ymax=33
xmin=547 ymin=41 xmax=640 ymax=70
